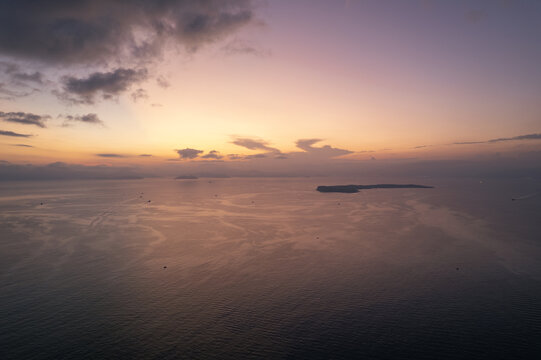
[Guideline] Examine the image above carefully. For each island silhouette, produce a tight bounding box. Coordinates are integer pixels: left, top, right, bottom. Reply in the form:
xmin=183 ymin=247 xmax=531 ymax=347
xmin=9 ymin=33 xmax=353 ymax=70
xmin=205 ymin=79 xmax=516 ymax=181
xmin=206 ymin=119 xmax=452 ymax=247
xmin=317 ymin=184 xmax=434 ymax=193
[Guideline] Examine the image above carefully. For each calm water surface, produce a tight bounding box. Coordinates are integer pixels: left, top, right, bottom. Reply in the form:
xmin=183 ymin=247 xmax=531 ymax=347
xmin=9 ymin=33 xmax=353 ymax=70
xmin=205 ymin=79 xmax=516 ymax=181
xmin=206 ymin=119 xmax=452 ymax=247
xmin=1 ymin=177 xmax=541 ymax=359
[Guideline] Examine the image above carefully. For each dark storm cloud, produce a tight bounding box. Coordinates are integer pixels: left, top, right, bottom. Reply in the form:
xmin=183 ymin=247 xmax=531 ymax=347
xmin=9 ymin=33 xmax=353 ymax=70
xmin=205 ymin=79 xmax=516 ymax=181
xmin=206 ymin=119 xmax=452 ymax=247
xmin=0 ymin=111 xmax=49 ymax=128
xmin=201 ymin=150 xmax=223 ymax=159
xmin=232 ymin=137 xmax=279 ymax=152
xmin=96 ymin=153 xmax=125 ymax=158
xmin=58 ymin=68 xmax=148 ymax=104
xmin=62 ymin=113 xmax=104 ymax=126
xmin=176 ymin=148 xmax=203 ymax=159
xmin=0 ymin=129 xmax=32 ymax=137
xmin=296 ymin=138 xmax=353 ymax=157
xmin=453 ymin=133 xmax=541 ymax=145
xmin=0 ymin=0 xmax=256 ymax=66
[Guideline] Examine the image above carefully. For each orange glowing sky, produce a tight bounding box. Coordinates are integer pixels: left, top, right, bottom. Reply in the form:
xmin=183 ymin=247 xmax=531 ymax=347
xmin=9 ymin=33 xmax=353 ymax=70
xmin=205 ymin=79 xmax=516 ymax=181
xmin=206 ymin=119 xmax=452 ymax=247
xmin=0 ymin=0 xmax=540 ymax=175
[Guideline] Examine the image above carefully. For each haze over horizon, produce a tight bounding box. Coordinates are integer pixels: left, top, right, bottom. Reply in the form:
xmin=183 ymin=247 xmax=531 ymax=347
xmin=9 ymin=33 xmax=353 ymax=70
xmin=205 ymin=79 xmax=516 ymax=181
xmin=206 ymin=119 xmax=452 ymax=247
xmin=1 ymin=0 xmax=540 ymax=179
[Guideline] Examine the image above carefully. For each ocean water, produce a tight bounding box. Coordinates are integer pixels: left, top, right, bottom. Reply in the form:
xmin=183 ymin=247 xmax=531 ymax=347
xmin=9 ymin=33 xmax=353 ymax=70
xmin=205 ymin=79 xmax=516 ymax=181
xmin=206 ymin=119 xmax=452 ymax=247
xmin=1 ymin=177 xmax=541 ymax=359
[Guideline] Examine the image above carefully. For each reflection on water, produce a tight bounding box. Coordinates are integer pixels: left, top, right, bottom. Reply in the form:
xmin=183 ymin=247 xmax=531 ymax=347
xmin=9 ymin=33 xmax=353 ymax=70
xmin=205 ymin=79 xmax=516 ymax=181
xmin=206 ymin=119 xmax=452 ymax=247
xmin=1 ymin=177 xmax=541 ymax=359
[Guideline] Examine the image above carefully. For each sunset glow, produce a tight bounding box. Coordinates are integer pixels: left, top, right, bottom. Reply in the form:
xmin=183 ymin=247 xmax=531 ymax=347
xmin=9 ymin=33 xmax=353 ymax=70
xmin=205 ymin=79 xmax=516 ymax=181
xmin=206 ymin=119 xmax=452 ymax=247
xmin=1 ymin=0 xmax=539 ymax=178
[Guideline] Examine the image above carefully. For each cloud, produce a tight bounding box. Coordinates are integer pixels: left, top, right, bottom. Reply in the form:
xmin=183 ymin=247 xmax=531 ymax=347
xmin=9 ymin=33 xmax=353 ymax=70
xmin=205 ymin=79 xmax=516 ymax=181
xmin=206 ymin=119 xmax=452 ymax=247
xmin=201 ymin=150 xmax=223 ymax=159
xmin=58 ymin=68 xmax=148 ymax=104
xmin=228 ymin=154 xmax=242 ymax=160
xmin=62 ymin=113 xmax=104 ymax=126
xmin=0 ymin=62 xmax=43 ymax=100
xmin=0 ymin=1 xmax=256 ymax=66
xmin=12 ymin=71 xmax=43 ymax=84
xmin=176 ymin=148 xmax=203 ymax=159
xmin=232 ymin=137 xmax=280 ymax=152
xmin=453 ymin=141 xmax=485 ymax=145
xmin=0 ymin=130 xmax=32 ymax=137
xmin=243 ymin=153 xmax=267 ymax=159
xmin=139 ymin=154 xmax=152 ymax=157
xmin=156 ymin=76 xmax=171 ymax=89
xmin=0 ymin=83 xmax=36 ymax=100
xmin=453 ymin=133 xmax=541 ymax=145
xmin=96 ymin=153 xmax=125 ymax=158
xmin=0 ymin=111 xmax=49 ymax=128
xmin=12 ymin=143 xmax=33 ymax=147
xmin=0 ymin=61 xmax=17 ymax=74
xmin=131 ymin=88 xmax=149 ymax=102
xmin=222 ymin=39 xmax=270 ymax=57
xmin=487 ymin=133 xmax=541 ymax=143
xmin=0 ymin=61 xmax=43 ymax=85
xmin=296 ymin=138 xmax=353 ymax=157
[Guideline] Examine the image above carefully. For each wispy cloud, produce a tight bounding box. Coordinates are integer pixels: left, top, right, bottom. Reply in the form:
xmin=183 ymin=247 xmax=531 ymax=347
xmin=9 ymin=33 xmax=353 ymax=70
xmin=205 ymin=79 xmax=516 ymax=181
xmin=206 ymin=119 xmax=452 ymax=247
xmin=156 ymin=76 xmax=171 ymax=89
xmin=0 ymin=111 xmax=49 ymax=128
xmin=96 ymin=153 xmax=126 ymax=158
xmin=453 ymin=133 xmax=541 ymax=145
xmin=222 ymin=39 xmax=271 ymax=57
xmin=232 ymin=137 xmax=280 ymax=153
xmin=11 ymin=144 xmax=33 ymax=148
xmin=0 ymin=130 xmax=32 ymax=137
xmin=61 ymin=113 xmax=104 ymax=127
xmin=296 ymin=138 xmax=353 ymax=157
xmin=131 ymin=88 xmax=149 ymax=102
xmin=12 ymin=71 xmax=43 ymax=84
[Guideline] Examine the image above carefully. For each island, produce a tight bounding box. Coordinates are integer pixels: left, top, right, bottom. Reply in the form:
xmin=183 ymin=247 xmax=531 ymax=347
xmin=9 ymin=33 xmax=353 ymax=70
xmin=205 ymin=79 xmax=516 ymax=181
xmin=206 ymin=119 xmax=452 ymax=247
xmin=316 ymin=184 xmax=434 ymax=193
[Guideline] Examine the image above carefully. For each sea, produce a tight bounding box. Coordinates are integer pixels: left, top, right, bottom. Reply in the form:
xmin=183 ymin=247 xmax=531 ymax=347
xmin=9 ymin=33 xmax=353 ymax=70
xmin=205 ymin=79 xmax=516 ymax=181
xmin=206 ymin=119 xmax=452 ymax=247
xmin=1 ymin=177 xmax=541 ymax=359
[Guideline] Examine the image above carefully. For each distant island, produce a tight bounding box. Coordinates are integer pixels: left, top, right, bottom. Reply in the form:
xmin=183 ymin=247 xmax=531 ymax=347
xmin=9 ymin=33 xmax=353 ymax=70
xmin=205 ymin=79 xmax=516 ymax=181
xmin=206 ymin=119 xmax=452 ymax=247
xmin=317 ymin=184 xmax=434 ymax=193
xmin=175 ymin=175 xmax=198 ymax=180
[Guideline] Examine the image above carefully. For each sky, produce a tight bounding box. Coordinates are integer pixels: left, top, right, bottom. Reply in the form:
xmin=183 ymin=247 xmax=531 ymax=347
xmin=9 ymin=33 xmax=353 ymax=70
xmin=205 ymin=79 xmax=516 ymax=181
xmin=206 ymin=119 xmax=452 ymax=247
xmin=0 ymin=0 xmax=540 ymax=179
